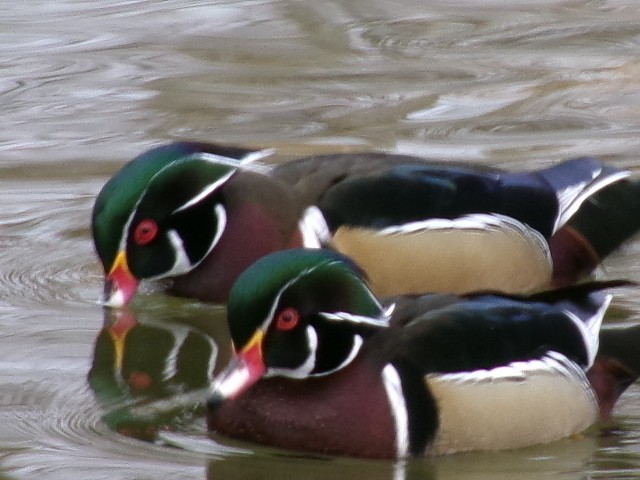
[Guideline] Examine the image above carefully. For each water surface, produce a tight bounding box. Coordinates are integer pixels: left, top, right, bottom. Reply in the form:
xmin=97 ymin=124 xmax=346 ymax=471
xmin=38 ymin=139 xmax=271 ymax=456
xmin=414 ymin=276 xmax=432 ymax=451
xmin=2 ymin=1 xmax=640 ymax=478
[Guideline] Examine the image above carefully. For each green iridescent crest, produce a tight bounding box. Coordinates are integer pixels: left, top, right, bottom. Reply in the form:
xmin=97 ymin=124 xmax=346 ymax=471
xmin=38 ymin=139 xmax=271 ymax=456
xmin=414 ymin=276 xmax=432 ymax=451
xmin=92 ymin=143 xmax=240 ymax=272
xmin=92 ymin=143 xmax=202 ymax=270
xmin=227 ymin=249 xmax=383 ymax=348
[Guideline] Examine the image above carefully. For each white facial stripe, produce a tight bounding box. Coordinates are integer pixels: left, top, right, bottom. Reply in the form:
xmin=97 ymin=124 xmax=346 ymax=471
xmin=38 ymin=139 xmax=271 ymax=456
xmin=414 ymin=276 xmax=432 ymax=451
xmin=196 ymin=203 xmax=227 ymax=264
xmin=320 ymin=311 xmax=389 ymax=328
xmin=117 ymin=156 xmax=234 ymax=258
xmin=265 ymin=325 xmax=318 ymax=379
xmin=258 ymin=260 xmax=344 ymax=331
xmin=211 ymin=203 xmax=227 ymax=247
xmin=382 ymin=364 xmax=409 ymax=458
xmin=259 ymin=275 xmax=302 ymax=332
xmin=259 ymin=261 xmax=380 ymax=377
xmin=239 ymin=148 xmax=276 ymax=165
xmin=311 ymin=334 xmax=364 ymax=377
xmin=173 ymin=169 xmax=235 ymax=214
xmin=119 ymin=158 xmax=198 ymax=254
xmin=336 ymin=334 xmax=363 ymax=372
xmin=145 ymin=204 xmax=227 ymax=280
xmin=161 ymin=230 xmax=192 ymax=277
xmin=187 ymin=150 xmax=274 ymax=173
xmin=119 ymin=190 xmax=147 ymax=254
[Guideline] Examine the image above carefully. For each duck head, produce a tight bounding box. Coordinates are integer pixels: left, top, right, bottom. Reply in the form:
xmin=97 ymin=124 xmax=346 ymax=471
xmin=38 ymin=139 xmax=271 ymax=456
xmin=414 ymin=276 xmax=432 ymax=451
xmin=209 ymin=249 xmax=388 ymax=403
xmin=92 ymin=142 xmax=302 ymax=306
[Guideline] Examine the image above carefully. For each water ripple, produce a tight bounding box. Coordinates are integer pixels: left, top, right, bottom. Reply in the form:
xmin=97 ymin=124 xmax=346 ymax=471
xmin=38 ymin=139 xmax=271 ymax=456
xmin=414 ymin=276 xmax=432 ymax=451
xmin=0 ymin=176 xmax=100 ymax=309
xmin=0 ymin=378 xmax=208 ymax=480
xmin=2 ymin=1 xmax=640 ymax=478
xmin=0 ymin=238 xmax=99 ymax=308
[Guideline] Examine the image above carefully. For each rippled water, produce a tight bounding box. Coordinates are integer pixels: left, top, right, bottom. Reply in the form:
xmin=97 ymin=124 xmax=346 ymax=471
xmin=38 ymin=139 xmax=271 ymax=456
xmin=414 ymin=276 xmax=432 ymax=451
xmin=3 ymin=1 xmax=640 ymax=478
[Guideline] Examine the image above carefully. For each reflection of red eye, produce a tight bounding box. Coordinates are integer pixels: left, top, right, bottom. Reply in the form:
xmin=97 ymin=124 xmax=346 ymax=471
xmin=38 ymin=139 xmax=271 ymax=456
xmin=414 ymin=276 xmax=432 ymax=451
xmin=133 ymin=219 xmax=158 ymax=245
xmin=276 ymin=308 xmax=299 ymax=331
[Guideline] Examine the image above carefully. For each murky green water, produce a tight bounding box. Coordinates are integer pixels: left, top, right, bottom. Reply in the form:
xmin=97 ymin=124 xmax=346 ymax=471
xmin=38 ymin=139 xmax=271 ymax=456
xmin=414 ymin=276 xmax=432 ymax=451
xmin=2 ymin=1 xmax=640 ymax=478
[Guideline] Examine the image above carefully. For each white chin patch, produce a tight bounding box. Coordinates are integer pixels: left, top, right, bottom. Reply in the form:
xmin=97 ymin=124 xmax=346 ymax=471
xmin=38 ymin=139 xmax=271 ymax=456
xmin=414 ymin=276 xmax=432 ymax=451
xmin=163 ymin=230 xmax=194 ymax=277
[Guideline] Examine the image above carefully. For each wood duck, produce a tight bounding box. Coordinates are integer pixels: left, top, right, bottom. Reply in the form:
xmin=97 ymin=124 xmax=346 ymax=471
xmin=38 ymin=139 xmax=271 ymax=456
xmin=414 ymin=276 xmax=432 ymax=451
xmin=206 ymin=249 xmax=638 ymax=459
xmin=92 ymin=141 xmax=640 ymax=306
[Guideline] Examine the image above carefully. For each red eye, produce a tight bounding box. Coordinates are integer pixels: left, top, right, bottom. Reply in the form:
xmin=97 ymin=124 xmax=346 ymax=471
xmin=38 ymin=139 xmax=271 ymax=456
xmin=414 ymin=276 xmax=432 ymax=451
xmin=133 ymin=219 xmax=158 ymax=246
xmin=275 ymin=308 xmax=300 ymax=331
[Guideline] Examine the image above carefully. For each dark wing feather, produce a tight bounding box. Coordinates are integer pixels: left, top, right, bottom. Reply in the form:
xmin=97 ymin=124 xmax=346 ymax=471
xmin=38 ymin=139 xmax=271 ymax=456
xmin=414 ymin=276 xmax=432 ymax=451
xmin=378 ymin=292 xmax=608 ymax=375
xmin=274 ymin=154 xmax=624 ymax=239
xmin=315 ymin=164 xmax=561 ymax=234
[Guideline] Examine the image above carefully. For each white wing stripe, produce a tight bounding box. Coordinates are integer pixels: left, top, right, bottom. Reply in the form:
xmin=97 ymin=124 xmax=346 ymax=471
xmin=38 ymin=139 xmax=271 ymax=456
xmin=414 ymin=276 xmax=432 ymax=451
xmin=376 ymin=213 xmax=539 ymax=237
xmin=433 ymin=352 xmax=586 ymax=384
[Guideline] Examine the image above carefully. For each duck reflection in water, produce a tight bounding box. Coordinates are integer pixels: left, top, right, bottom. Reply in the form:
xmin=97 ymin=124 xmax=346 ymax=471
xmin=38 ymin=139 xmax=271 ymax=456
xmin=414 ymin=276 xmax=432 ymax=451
xmin=88 ymin=307 xmax=224 ymax=441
